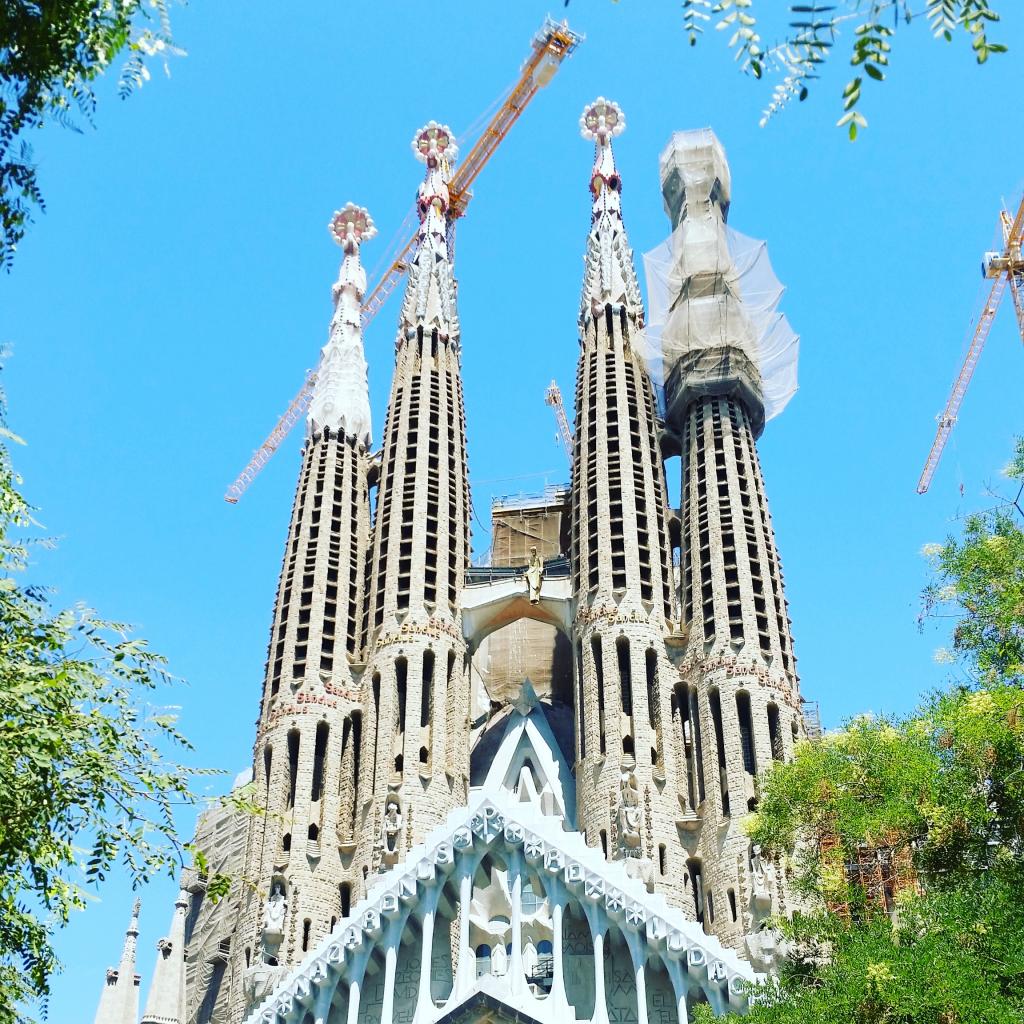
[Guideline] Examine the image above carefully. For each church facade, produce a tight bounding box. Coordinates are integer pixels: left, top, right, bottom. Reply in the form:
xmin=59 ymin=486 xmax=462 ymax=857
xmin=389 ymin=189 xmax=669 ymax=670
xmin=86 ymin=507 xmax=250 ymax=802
xmin=95 ymin=99 xmax=807 ymax=1024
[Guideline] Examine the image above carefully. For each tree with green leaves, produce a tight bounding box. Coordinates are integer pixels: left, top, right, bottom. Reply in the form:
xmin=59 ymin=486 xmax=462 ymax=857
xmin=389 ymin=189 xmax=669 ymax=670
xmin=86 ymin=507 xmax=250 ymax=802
xmin=698 ymin=439 xmax=1024 ymax=1023
xmin=678 ymin=1 xmax=1007 ymax=138
xmin=0 ymin=383 xmax=212 ymax=1024
xmin=0 ymin=1 xmax=184 ymax=269
xmin=922 ymin=438 xmax=1024 ymax=685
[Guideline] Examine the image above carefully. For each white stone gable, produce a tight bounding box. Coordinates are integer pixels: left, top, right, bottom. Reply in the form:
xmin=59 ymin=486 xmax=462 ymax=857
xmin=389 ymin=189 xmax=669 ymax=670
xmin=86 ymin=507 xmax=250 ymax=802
xmin=244 ymin=789 xmax=758 ymax=1024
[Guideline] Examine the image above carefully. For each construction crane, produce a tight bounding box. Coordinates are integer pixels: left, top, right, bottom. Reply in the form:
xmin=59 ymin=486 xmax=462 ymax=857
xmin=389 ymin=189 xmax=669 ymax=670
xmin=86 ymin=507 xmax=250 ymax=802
xmin=545 ymin=380 xmax=573 ymax=460
xmin=917 ymin=195 xmax=1024 ymax=495
xmin=225 ymin=17 xmax=583 ymax=504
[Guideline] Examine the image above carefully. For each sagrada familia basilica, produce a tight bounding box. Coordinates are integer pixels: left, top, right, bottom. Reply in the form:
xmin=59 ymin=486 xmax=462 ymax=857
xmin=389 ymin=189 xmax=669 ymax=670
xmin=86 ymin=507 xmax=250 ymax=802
xmin=93 ymin=88 xmax=809 ymax=1024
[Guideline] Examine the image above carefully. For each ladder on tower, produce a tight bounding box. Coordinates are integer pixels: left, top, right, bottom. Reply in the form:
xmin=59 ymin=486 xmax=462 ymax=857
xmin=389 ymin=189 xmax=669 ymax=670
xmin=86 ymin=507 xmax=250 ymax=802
xmin=225 ymin=18 xmax=583 ymax=504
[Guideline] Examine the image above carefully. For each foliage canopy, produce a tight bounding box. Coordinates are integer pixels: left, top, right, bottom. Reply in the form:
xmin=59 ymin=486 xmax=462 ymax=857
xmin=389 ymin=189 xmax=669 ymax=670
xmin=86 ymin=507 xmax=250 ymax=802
xmin=0 ymin=0 xmax=182 ymax=268
xmin=678 ymin=1 xmax=1007 ymax=138
xmin=0 ymin=388 xmax=206 ymax=1023
xmin=700 ymin=439 xmax=1024 ymax=1023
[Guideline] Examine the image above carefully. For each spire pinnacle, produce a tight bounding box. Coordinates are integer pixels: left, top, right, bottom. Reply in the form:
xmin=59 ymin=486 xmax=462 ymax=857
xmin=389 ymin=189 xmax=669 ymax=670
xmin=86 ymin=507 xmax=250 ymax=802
xmin=140 ymin=890 xmax=189 ymax=1024
xmin=578 ymin=98 xmax=643 ymax=326
xmin=397 ymin=122 xmax=460 ymax=344
xmin=581 ymin=96 xmax=625 ymax=223
xmin=93 ymin=900 xmax=142 ymax=1024
xmin=307 ymin=202 xmax=376 ymax=446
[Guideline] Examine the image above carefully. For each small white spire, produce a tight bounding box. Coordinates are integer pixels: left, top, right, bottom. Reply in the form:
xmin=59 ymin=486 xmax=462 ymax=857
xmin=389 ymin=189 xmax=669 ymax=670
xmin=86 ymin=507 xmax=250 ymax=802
xmin=307 ymin=203 xmax=376 ymax=446
xmin=93 ymin=899 xmax=142 ymax=1024
xmin=579 ymin=98 xmax=644 ymax=326
xmin=140 ymin=890 xmax=189 ymax=1024
xmin=398 ymin=121 xmax=461 ymax=344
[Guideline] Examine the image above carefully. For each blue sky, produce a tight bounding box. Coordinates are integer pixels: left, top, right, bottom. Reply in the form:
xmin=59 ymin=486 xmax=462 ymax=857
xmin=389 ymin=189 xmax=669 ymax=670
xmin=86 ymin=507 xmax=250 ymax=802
xmin=2 ymin=1 xmax=1023 ymax=1018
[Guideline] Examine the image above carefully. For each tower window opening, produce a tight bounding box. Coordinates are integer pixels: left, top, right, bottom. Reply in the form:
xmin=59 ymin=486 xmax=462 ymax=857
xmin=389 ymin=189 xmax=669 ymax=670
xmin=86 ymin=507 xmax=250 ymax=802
xmin=592 ymin=637 xmax=606 ymax=755
xmin=687 ymin=858 xmax=704 ymax=922
xmin=371 ymin=673 xmax=381 ymax=793
xmin=659 ymin=844 xmax=667 ymax=876
xmin=349 ymin=713 xmax=362 ymax=822
xmin=600 ymin=829 xmax=608 ymax=857
xmin=308 ymin=824 xmax=319 ymax=842
xmin=575 ymin=641 xmax=586 ymax=761
xmin=727 ymin=888 xmax=737 ymax=922
xmin=302 ymin=919 xmax=311 ymax=952
xmin=286 ymin=730 xmax=300 ymax=810
xmin=616 ymin=637 xmax=632 ymax=716
xmin=691 ymin=686 xmax=706 ymax=805
xmin=736 ymin=691 xmax=757 ymax=777
xmin=340 ymin=883 xmax=351 ymax=918
xmin=420 ymin=650 xmax=434 ymax=729
xmin=768 ymin=703 xmax=783 ymax=761
xmin=395 ymin=657 xmax=408 ymax=738
xmin=282 ymin=832 xmax=291 ymax=853
xmin=709 ymin=689 xmax=729 ymax=816
xmin=311 ymin=721 xmax=328 ymax=802
xmin=645 ymin=647 xmax=662 ymax=767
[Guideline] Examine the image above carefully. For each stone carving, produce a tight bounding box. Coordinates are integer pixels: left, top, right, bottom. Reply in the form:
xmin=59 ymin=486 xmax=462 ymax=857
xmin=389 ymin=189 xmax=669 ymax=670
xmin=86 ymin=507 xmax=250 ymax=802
xmin=750 ymin=844 xmax=773 ymax=911
xmin=617 ymin=771 xmax=643 ymax=855
xmin=380 ymin=796 xmax=403 ymax=866
xmin=522 ymin=939 xmax=539 ymax=979
xmin=491 ymin=943 xmax=508 ymax=977
xmin=261 ymin=883 xmax=287 ymax=948
xmin=525 ymin=547 xmax=544 ymax=604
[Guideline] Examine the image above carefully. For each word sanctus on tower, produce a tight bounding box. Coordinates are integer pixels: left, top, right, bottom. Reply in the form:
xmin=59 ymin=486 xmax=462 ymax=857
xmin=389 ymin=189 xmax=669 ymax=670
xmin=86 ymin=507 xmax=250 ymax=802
xmin=95 ymin=97 xmax=809 ymax=1024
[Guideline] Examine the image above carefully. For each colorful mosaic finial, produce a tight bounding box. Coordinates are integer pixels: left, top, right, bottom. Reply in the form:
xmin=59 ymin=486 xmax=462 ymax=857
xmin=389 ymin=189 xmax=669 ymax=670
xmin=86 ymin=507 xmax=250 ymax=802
xmin=580 ymin=96 xmax=625 ymax=143
xmin=329 ymin=203 xmax=377 ymax=251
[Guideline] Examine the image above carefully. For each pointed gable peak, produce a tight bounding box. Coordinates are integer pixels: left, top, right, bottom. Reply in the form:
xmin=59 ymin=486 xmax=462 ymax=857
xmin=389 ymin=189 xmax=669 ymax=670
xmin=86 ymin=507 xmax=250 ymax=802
xmin=307 ymin=202 xmax=376 ymax=446
xmin=398 ymin=121 xmax=461 ymax=345
xmin=579 ymin=97 xmax=644 ymax=328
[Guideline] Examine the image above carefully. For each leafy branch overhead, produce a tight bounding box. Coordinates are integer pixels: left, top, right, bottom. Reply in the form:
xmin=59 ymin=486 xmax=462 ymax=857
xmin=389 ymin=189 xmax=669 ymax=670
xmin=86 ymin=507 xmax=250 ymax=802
xmin=679 ymin=0 xmax=1006 ymax=138
xmin=0 ymin=368 xmax=215 ymax=1024
xmin=0 ymin=1 xmax=185 ymax=270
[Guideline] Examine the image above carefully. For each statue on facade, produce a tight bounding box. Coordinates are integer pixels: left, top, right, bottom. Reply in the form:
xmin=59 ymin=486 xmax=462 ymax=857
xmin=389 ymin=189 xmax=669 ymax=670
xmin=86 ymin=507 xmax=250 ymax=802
xmin=382 ymin=795 xmax=403 ymax=858
xmin=617 ymin=771 xmax=643 ymax=854
xmin=525 ymin=546 xmax=544 ymax=604
xmin=491 ymin=943 xmax=508 ymax=977
xmin=522 ymin=939 xmax=539 ymax=980
xmin=261 ymin=882 xmax=287 ymax=944
xmin=750 ymin=844 xmax=773 ymax=910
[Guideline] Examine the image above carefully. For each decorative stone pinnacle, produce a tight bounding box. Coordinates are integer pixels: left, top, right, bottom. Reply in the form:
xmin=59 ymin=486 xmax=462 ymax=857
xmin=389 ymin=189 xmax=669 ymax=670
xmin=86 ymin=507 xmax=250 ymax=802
xmin=580 ymin=97 xmax=625 ymax=143
xmin=307 ymin=202 xmax=374 ymax=444
xmin=411 ymin=121 xmax=458 ymax=167
xmin=329 ymin=203 xmax=377 ymax=252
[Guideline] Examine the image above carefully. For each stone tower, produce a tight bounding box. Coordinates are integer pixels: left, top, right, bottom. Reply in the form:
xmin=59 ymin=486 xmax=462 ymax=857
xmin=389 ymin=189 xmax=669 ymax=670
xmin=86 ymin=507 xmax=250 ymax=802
xmin=93 ymin=900 xmax=142 ymax=1024
xmin=140 ymin=890 xmax=188 ymax=1024
xmin=569 ymin=99 xmax=682 ymax=893
xmin=229 ymin=203 xmax=377 ymax=1015
xmin=131 ymin=100 xmax=813 ymax=1024
xmin=356 ymin=122 xmax=473 ymax=880
xmin=657 ymin=129 xmax=804 ymax=967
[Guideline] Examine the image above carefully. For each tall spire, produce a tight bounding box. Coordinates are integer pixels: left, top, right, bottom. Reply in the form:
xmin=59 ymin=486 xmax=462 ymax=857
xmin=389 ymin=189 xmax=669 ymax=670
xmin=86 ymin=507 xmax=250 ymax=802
xmin=140 ymin=890 xmax=188 ymax=1024
xmin=397 ymin=121 xmax=460 ymax=344
xmin=307 ymin=202 xmax=376 ymax=445
xmin=93 ymin=899 xmax=142 ymax=1024
xmin=579 ymin=97 xmax=643 ymax=326
xmin=356 ymin=118 xmax=473 ymax=879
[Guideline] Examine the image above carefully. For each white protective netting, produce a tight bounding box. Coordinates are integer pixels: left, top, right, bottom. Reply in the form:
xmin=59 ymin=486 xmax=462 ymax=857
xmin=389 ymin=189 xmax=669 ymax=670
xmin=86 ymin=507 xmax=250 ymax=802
xmin=637 ymin=223 xmax=800 ymax=422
